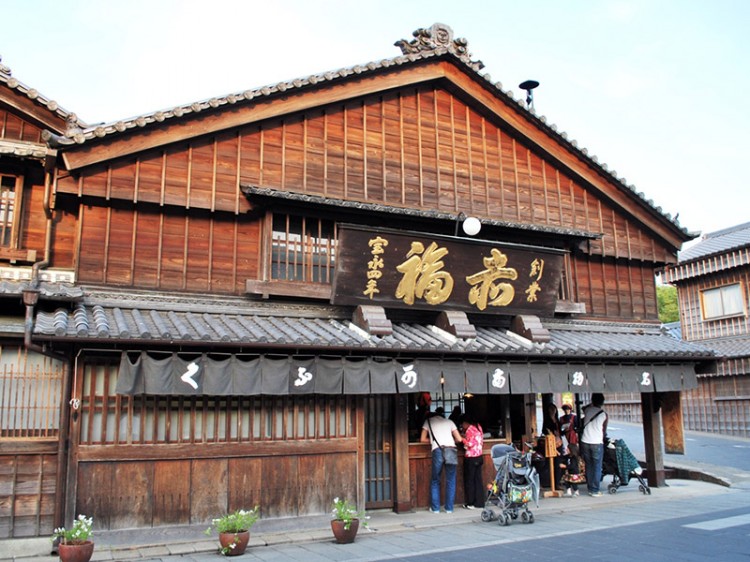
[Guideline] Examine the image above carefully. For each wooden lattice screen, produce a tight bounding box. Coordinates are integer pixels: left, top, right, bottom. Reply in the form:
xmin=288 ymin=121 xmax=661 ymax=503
xmin=0 ymin=346 xmax=64 ymax=438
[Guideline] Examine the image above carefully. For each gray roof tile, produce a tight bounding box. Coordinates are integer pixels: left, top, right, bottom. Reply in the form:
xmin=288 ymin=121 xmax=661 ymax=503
xmin=679 ymin=222 xmax=750 ymax=262
xmin=32 ymin=303 xmax=714 ymax=361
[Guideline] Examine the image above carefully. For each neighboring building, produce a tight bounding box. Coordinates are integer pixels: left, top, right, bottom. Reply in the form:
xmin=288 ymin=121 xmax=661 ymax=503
xmin=1 ymin=25 xmax=714 ymax=539
xmin=663 ymin=222 xmax=750 ymax=437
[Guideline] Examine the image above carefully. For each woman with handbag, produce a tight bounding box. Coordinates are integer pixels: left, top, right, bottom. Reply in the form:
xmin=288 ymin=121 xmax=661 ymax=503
xmin=421 ymin=409 xmax=463 ymax=514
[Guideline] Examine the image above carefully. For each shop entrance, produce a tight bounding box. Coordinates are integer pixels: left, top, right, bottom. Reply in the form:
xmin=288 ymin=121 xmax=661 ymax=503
xmin=364 ymin=395 xmax=394 ymax=508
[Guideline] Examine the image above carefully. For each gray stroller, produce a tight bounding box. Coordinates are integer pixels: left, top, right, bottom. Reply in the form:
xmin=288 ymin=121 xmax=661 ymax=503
xmin=481 ymin=444 xmax=540 ymax=526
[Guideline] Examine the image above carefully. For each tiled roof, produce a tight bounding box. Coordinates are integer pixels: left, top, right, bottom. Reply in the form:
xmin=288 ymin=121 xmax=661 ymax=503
xmin=0 ymin=279 xmax=84 ymax=301
xmin=44 ymin=25 xmax=688 ymax=237
xmin=0 ymin=55 xmax=87 ymax=130
xmin=678 ymin=222 xmax=750 ymax=262
xmin=30 ymin=291 xmax=714 ymax=361
xmin=662 ymin=321 xmax=682 ymax=340
xmin=244 ymin=185 xmax=601 ymax=240
xmin=0 ymin=138 xmax=54 ymax=160
xmin=695 ymin=336 xmax=750 ymax=359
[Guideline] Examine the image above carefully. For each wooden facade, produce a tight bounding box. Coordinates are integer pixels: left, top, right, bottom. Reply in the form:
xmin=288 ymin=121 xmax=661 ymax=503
xmin=1 ymin=25 xmax=710 ymax=539
xmin=662 ymin=224 xmax=750 ymax=437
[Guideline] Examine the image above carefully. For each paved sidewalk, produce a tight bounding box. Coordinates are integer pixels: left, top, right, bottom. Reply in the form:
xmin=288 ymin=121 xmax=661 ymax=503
xmin=2 ymin=470 xmax=746 ymax=562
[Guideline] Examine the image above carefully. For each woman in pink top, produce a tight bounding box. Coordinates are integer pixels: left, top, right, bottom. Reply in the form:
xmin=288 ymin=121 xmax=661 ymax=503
xmin=461 ymin=415 xmax=485 ymax=509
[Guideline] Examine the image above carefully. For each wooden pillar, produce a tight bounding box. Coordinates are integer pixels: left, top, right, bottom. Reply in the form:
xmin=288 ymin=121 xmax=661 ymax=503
xmin=641 ymin=393 xmax=666 ymax=487
xmin=524 ymin=393 xmax=538 ymax=444
xmin=64 ymin=360 xmax=84 ymax=525
xmin=392 ymin=395 xmax=412 ymax=513
xmin=662 ymin=391 xmax=685 ymax=454
xmin=54 ymin=361 xmax=73 ymax=532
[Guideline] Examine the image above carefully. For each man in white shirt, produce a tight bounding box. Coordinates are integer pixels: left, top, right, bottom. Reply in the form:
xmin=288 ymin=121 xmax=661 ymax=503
xmin=421 ymin=408 xmax=463 ymax=513
xmin=580 ymin=393 xmax=608 ymax=497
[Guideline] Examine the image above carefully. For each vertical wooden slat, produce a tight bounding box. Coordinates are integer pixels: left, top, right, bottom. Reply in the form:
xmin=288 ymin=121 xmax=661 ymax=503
xmin=465 ymin=106 xmax=474 ymax=214
xmin=480 ymin=118 xmax=490 ymax=215
xmin=511 ymin=139 xmax=520 ymax=220
xmin=182 ymin=217 xmax=189 ymax=290
xmin=211 ymin=139 xmax=218 ymax=212
xmin=322 ymin=115 xmax=328 ymax=196
xmin=416 ymin=95 xmax=423 ymax=206
xmin=524 ymin=148 xmax=534 ymax=222
xmin=399 ymin=94 xmax=406 ymax=205
xmin=449 ymin=96 xmax=458 ymax=212
xmin=100 ymin=362 xmax=110 ymax=444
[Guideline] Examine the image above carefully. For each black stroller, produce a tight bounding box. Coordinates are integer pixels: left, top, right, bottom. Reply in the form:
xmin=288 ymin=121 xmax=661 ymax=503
xmin=602 ymin=438 xmax=651 ymax=495
xmin=481 ymin=444 xmax=540 ymax=526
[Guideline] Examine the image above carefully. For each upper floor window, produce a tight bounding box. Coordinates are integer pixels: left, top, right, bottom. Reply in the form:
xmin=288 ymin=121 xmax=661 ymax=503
xmin=701 ymin=283 xmax=745 ymax=320
xmin=0 ymin=173 xmax=20 ymax=248
xmin=271 ymin=213 xmax=337 ymax=284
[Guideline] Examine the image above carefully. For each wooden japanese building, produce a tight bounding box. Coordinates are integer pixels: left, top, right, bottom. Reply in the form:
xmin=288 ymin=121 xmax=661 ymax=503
xmin=1 ymin=25 xmax=715 ymax=539
xmin=663 ymin=222 xmax=750 ymax=437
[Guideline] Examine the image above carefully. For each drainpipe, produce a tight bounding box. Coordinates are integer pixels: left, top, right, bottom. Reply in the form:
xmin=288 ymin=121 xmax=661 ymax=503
xmin=23 ymin=151 xmax=67 ymax=361
xmin=30 ymin=150 xmax=57 ymax=289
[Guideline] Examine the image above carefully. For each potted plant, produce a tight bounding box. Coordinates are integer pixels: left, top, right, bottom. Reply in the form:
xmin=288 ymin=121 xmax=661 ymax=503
xmin=51 ymin=514 xmax=94 ymax=562
xmin=204 ymin=507 xmax=259 ymax=556
xmin=330 ymin=497 xmax=368 ymax=544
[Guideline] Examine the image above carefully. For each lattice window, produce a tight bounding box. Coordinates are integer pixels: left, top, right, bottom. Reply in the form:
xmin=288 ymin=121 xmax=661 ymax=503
xmin=0 ymin=347 xmax=64 ymax=438
xmin=270 ymin=213 xmax=337 ymax=284
xmin=78 ymin=359 xmax=356 ymax=445
xmin=0 ymin=173 xmax=21 ymax=248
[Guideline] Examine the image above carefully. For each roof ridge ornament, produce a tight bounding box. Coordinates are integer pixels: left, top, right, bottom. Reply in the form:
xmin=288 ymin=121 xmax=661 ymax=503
xmin=0 ymin=55 xmax=11 ymax=76
xmin=395 ymin=23 xmax=484 ymax=71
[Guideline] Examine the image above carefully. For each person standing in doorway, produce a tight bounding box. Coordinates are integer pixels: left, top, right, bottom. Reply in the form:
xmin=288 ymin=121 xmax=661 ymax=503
xmin=421 ymin=409 xmax=463 ymax=513
xmin=461 ymin=415 xmax=485 ymax=509
xmin=580 ymin=393 xmax=608 ymax=497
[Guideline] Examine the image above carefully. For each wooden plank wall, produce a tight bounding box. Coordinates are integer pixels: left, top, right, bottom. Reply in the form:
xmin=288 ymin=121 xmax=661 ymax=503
xmin=67 ymin=360 xmax=360 ymax=528
xmin=408 ymin=444 xmax=497 ymax=510
xmin=0 ymin=447 xmax=58 ymax=538
xmin=0 ymin=108 xmax=45 ymax=143
xmin=676 ymin=268 xmax=750 ymax=341
xmin=570 ymin=254 xmax=658 ymax=321
xmin=52 ymin=85 xmax=671 ymax=316
xmin=75 ymin=451 xmax=358 ymax=529
xmin=75 ymin=204 xmax=259 ymax=292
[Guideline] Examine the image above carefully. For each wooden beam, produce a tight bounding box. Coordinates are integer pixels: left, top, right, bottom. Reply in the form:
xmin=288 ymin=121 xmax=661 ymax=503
xmin=641 ymin=393 xmax=666 ymax=487
xmin=245 ymin=279 xmax=332 ymax=300
xmin=352 ymin=305 xmax=392 ymax=336
xmin=435 ymin=310 xmax=476 ymax=339
xmin=393 ymin=395 xmax=411 ymax=513
xmin=662 ymin=391 xmax=685 ymax=454
xmin=510 ymin=314 xmax=550 ymax=343
xmin=0 ymin=247 xmax=37 ymax=263
xmin=0 ymin=89 xmax=69 ymax=133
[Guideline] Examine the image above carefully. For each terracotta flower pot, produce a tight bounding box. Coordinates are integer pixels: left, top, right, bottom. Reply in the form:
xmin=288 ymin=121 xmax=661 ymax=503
xmin=57 ymin=541 xmax=94 ymax=562
xmin=219 ymin=530 xmax=250 ymax=556
xmin=331 ymin=518 xmax=359 ymax=544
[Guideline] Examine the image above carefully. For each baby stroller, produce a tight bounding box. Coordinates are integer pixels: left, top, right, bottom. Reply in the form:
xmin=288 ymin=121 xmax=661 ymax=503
xmin=481 ymin=444 xmax=540 ymax=526
xmin=602 ymin=438 xmax=651 ymax=495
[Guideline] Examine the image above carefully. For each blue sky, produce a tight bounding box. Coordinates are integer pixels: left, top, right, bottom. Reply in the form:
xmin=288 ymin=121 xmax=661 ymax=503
xmin=3 ymin=0 xmax=748 ymax=243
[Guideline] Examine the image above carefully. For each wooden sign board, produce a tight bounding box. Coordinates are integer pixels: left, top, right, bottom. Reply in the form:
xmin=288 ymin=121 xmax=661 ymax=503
xmin=332 ymin=225 xmax=565 ymax=316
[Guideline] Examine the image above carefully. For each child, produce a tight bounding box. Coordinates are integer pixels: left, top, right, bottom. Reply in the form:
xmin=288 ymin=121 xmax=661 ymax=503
xmin=559 ymin=443 xmax=585 ymax=497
